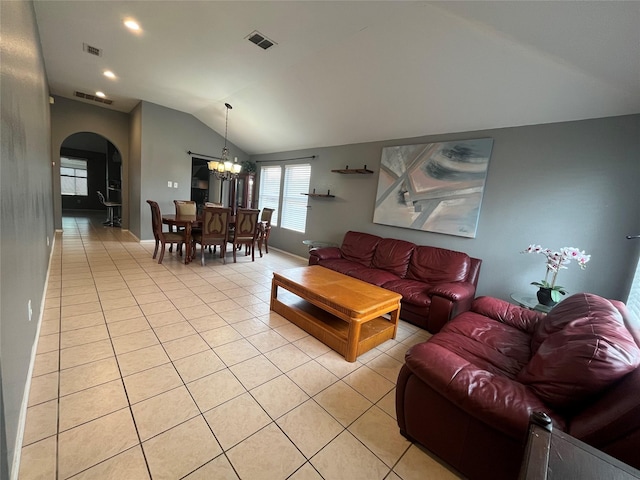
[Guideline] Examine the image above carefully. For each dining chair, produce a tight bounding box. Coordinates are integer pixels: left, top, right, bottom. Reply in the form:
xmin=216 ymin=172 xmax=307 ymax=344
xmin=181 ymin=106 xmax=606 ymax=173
xmin=174 ymin=200 xmax=197 ymax=215
xmin=229 ymin=208 xmax=260 ymax=262
xmin=170 ymin=200 xmax=197 ymax=253
xmin=146 ymin=200 xmax=186 ymax=264
xmin=258 ymin=207 xmax=275 ymax=255
xmin=192 ymin=206 xmax=231 ymax=265
xmin=97 ymin=191 xmax=121 ymax=227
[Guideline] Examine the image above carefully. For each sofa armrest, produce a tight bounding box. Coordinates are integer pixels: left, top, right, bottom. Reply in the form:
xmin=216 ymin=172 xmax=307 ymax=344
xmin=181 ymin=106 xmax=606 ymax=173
xmin=425 ymin=282 xmax=477 ymax=332
xmin=428 ymin=282 xmax=476 ymax=302
xmin=471 ymin=296 xmax=544 ymax=334
xmin=308 ymin=246 xmax=341 ymax=265
xmin=404 ymin=342 xmax=564 ymax=439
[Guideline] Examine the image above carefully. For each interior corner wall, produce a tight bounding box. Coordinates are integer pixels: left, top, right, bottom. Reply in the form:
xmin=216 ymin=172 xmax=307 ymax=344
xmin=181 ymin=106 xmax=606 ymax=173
xmin=252 ymin=114 xmax=640 ymax=303
xmin=136 ymin=101 xmax=249 ymax=241
xmin=129 ymin=103 xmax=143 ymax=239
xmin=50 ymin=96 xmax=130 ymax=230
xmin=0 ymin=1 xmax=54 ymax=477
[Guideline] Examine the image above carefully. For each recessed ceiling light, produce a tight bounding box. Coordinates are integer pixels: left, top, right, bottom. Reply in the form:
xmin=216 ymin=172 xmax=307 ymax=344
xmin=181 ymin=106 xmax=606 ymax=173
xmin=103 ymin=70 xmax=116 ymax=79
xmin=95 ymin=91 xmax=106 ymax=98
xmin=124 ymin=19 xmax=140 ymax=31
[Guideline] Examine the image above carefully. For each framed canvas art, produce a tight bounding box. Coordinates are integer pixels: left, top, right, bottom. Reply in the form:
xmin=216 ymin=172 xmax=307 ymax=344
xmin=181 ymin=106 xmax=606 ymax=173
xmin=373 ymin=138 xmax=493 ymax=238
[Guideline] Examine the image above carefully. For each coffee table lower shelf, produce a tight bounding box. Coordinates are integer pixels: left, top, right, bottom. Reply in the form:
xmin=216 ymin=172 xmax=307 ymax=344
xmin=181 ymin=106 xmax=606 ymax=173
xmin=272 ymin=291 xmax=396 ymax=362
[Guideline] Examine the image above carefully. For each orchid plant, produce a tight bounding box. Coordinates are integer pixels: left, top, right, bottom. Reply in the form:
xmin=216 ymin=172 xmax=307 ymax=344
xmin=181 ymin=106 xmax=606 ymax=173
xmin=522 ymin=245 xmax=591 ymax=302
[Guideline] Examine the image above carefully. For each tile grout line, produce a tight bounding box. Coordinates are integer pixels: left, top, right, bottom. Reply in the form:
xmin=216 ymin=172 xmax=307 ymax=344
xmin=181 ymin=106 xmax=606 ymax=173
xmin=25 ymin=213 xmax=425 ymax=479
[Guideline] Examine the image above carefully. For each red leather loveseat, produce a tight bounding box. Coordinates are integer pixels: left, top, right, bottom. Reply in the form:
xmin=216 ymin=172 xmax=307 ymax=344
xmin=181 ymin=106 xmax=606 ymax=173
xmin=308 ymin=231 xmax=481 ymax=332
xmin=396 ymin=293 xmax=640 ymax=479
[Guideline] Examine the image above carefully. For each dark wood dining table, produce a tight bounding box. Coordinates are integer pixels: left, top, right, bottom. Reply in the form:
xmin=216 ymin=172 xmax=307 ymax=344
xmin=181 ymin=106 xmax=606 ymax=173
xmin=162 ymin=213 xmax=201 ymax=264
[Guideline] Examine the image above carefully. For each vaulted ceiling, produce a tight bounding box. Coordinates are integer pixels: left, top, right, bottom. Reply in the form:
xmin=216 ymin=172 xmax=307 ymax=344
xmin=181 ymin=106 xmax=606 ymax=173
xmin=33 ymin=1 xmax=640 ymax=155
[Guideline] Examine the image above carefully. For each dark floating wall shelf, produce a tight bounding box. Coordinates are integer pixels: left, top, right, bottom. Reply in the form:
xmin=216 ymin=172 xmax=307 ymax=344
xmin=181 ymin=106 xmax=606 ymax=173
xmin=331 ymin=164 xmax=374 ymax=174
xmin=302 ymin=188 xmax=335 ymax=198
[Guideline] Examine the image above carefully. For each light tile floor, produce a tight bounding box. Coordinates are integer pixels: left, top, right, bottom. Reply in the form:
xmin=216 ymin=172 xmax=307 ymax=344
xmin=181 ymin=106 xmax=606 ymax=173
xmin=18 ymin=213 xmax=462 ymax=480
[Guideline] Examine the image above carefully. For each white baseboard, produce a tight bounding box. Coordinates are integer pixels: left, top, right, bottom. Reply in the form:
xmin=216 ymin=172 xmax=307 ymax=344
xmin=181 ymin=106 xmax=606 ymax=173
xmin=268 ymin=246 xmax=308 ymax=263
xmin=10 ymin=235 xmax=57 ymax=480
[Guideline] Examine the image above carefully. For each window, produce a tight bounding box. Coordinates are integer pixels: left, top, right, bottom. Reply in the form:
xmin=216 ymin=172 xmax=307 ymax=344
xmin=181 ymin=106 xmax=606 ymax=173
xmin=258 ymin=166 xmax=281 ymax=226
xmin=628 ymin=256 xmax=640 ymax=322
xmin=282 ymin=164 xmax=311 ymax=233
xmin=60 ymin=157 xmax=88 ymax=196
xmin=258 ymin=163 xmax=312 ymax=233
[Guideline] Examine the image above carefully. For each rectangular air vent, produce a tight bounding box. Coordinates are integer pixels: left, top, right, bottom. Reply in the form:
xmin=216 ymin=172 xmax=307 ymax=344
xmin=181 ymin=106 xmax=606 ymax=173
xmin=74 ymin=91 xmax=113 ymax=105
xmin=83 ymin=43 xmax=102 ymax=56
xmin=247 ymin=31 xmax=276 ymax=50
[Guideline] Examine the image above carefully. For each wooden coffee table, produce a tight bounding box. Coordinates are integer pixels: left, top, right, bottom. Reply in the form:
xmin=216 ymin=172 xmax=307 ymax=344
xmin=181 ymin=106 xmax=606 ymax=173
xmin=270 ymin=266 xmax=402 ymax=362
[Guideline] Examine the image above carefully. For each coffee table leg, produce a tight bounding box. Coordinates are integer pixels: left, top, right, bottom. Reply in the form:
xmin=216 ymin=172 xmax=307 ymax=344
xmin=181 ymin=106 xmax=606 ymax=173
xmin=390 ymin=306 xmax=400 ymax=339
xmin=346 ymin=321 xmax=362 ymax=362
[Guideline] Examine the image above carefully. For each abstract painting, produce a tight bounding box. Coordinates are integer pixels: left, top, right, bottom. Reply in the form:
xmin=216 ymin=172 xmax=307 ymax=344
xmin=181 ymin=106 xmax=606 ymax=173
xmin=373 ymin=138 xmax=493 ymax=238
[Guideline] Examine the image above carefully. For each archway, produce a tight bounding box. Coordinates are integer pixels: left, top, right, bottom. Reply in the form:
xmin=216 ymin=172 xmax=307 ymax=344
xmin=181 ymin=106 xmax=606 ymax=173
xmin=59 ymin=132 xmax=122 ymax=225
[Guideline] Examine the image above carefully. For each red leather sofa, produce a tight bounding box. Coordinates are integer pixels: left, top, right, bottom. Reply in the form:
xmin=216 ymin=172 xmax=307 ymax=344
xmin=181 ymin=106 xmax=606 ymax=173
xmin=308 ymin=231 xmax=481 ymax=333
xmin=396 ymin=293 xmax=640 ymax=479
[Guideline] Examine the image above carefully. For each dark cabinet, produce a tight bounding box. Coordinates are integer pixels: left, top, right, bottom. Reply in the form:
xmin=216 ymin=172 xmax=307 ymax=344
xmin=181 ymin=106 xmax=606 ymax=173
xmin=230 ymin=173 xmax=256 ymax=214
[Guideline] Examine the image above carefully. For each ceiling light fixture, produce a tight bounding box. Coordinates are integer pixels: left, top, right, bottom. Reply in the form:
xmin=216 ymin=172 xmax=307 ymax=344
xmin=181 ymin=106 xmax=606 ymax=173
xmin=124 ymin=19 xmax=140 ymax=31
xmin=95 ymin=91 xmax=106 ymax=98
xmin=208 ymin=103 xmax=241 ymax=180
xmin=103 ymin=70 xmax=116 ymax=79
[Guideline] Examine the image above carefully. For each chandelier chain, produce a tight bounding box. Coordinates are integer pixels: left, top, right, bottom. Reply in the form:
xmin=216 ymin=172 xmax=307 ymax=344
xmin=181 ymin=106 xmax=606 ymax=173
xmin=223 ymin=102 xmax=232 ymax=151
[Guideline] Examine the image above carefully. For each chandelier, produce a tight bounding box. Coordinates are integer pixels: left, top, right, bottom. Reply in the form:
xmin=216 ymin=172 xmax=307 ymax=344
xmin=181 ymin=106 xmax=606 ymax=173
xmin=208 ymin=103 xmax=242 ymax=181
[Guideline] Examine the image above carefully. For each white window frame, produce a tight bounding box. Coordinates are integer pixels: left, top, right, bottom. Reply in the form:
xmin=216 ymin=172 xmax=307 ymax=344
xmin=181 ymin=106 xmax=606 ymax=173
xmin=258 ymin=165 xmax=282 ymax=226
xmin=60 ymin=157 xmax=88 ymax=196
xmin=258 ymin=163 xmax=311 ymax=233
xmin=282 ymin=164 xmax=311 ymax=233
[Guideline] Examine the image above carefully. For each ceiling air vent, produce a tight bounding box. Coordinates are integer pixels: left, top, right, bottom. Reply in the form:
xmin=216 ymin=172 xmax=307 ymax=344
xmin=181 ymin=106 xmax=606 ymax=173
xmin=83 ymin=43 xmax=102 ymax=57
xmin=74 ymin=91 xmax=113 ymax=105
xmin=247 ymin=31 xmax=276 ymax=50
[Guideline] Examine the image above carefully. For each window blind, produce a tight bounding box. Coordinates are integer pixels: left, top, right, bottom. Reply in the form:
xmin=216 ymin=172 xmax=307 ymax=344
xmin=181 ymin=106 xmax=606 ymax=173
xmin=627 ymin=257 xmax=640 ymax=322
xmin=60 ymin=157 xmax=88 ymax=196
xmin=282 ymin=164 xmax=311 ymax=233
xmin=258 ymin=166 xmax=282 ymax=226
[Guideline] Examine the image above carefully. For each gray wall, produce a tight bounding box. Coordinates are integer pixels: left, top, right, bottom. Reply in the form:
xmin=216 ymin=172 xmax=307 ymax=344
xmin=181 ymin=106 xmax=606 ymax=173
xmin=252 ymin=114 xmax=640 ymax=303
xmin=129 ymin=103 xmax=143 ymax=239
xmin=137 ymin=101 xmax=248 ymax=241
xmin=0 ymin=2 xmax=54 ymax=477
xmin=50 ymin=96 xmax=130 ymax=230
xmin=47 ymin=98 xmax=250 ymax=240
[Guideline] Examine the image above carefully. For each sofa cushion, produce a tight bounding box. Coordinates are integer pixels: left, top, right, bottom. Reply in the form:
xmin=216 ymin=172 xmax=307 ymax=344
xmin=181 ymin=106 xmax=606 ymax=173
xmin=349 ymin=268 xmax=401 ymax=287
xmin=340 ymin=231 xmax=381 ymax=267
xmin=371 ymin=238 xmax=415 ymax=277
xmin=383 ymin=279 xmax=432 ymax=307
xmin=318 ymin=259 xmax=369 ymax=277
xmin=517 ymin=293 xmax=640 ymax=409
xmin=437 ymin=312 xmax=534 ymax=378
xmin=406 ymin=246 xmax=470 ymax=283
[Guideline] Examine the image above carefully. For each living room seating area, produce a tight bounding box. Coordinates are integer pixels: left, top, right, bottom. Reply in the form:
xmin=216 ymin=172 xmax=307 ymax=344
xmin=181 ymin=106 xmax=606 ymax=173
xmin=396 ymin=292 xmax=640 ymax=479
xmin=19 ymin=214 xmax=454 ymax=480
xmin=309 ymin=231 xmax=481 ymax=333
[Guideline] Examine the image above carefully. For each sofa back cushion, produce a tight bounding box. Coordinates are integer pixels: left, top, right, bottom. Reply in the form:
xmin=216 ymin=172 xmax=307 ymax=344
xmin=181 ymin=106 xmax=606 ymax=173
xmin=340 ymin=231 xmax=381 ymax=267
xmin=517 ymin=293 xmax=640 ymax=410
xmin=371 ymin=238 xmax=415 ymax=277
xmin=406 ymin=246 xmax=470 ymax=283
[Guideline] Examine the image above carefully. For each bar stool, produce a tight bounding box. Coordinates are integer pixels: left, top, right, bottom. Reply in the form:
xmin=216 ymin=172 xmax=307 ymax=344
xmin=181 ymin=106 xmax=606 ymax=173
xmin=97 ymin=191 xmax=121 ymax=227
